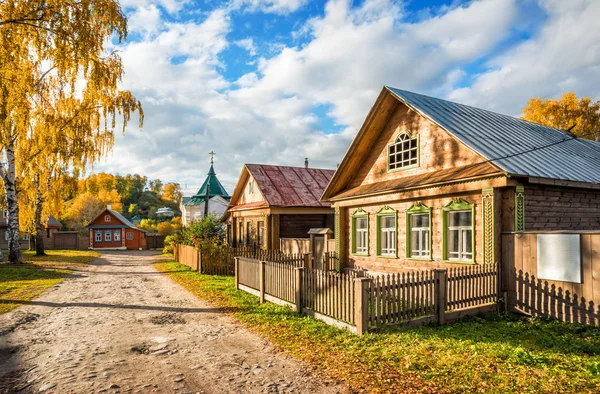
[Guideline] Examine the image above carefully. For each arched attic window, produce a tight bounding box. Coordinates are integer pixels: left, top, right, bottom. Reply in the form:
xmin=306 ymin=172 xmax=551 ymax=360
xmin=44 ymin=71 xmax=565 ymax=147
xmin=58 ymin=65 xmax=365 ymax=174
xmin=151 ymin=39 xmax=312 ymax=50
xmin=388 ymin=132 xmax=418 ymax=171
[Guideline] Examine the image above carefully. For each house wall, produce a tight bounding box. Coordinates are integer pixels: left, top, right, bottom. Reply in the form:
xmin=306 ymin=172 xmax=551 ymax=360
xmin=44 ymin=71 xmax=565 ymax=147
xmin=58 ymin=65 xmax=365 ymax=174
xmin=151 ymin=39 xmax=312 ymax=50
xmin=347 ymin=103 xmax=486 ymax=190
xmin=237 ymin=173 xmax=265 ymax=205
xmin=524 ymin=184 xmax=600 ymax=231
xmin=182 ymin=198 xmax=229 ymax=226
xmin=343 ymin=190 xmax=485 ymax=273
xmin=91 ymin=228 xmax=126 ymax=249
xmin=279 ymin=214 xmax=334 ymax=239
xmin=125 ymin=229 xmax=145 ymax=250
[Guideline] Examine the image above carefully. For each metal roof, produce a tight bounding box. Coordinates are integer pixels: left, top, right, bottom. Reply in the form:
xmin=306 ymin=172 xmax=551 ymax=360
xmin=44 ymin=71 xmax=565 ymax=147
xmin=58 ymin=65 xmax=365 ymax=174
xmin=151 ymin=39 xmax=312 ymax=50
xmin=245 ymin=164 xmax=335 ymax=207
xmin=185 ymin=164 xmax=230 ymax=206
xmin=386 ymin=87 xmax=600 ymax=184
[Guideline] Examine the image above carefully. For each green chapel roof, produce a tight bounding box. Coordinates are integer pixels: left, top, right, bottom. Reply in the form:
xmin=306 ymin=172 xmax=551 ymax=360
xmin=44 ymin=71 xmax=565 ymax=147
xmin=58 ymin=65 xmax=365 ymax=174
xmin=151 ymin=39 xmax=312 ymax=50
xmin=183 ymin=164 xmax=230 ymax=206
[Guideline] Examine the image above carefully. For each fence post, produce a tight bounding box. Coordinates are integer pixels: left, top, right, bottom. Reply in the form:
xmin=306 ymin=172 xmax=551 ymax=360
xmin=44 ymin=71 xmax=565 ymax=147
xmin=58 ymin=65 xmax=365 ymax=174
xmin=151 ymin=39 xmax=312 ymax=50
xmin=234 ymin=257 xmax=240 ymax=290
xmin=198 ymin=248 xmax=203 ymax=273
xmin=174 ymin=245 xmax=178 ymax=262
xmin=303 ymin=253 xmax=313 ymax=269
xmin=434 ymin=269 xmax=448 ymax=325
xmin=354 ymin=277 xmax=370 ymax=336
xmin=259 ymin=261 xmax=266 ymax=303
xmin=295 ymin=267 xmax=303 ymax=313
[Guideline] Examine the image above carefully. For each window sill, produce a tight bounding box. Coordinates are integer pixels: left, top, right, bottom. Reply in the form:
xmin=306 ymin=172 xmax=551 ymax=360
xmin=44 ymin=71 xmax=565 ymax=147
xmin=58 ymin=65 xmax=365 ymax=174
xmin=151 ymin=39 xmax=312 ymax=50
xmin=443 ymin=259 xmax=476 ymax=265
xmin=376 ymin=254 xmax=398 ymax=259
xmin=388 ymin=164 xmax=418 ymax=173
xmin=406 ymin=257 xmax=433 ymax=262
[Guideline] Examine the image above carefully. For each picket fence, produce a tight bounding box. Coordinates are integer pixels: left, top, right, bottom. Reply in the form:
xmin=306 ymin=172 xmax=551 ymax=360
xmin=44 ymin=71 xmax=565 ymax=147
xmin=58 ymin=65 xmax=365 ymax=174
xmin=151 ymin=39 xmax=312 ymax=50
xmin=236 ymin=257 xmax=500 ymax=335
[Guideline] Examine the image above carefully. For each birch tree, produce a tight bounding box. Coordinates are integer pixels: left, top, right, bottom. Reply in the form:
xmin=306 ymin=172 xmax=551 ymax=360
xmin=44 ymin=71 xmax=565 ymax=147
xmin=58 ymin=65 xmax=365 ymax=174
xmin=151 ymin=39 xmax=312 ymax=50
xmin=0 ymin=0 xmax=142 ymax=262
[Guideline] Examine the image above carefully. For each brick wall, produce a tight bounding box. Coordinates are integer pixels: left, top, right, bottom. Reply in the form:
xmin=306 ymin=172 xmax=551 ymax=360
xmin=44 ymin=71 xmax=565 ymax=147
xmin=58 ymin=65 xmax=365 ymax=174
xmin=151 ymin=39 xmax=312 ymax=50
xmin=524 ymin=185 xmax=600 ymax=230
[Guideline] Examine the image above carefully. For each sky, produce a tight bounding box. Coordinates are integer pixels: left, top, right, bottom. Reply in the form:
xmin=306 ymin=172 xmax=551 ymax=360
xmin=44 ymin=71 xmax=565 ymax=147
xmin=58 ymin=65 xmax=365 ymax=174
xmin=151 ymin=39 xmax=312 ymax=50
xmin=95 ymin=0 xmax=600 ymax=196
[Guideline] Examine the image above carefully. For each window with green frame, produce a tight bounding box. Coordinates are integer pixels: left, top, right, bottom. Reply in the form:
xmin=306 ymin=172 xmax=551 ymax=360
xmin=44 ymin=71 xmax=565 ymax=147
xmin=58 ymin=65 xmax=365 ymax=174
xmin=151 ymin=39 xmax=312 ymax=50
xmin=376 ymin=207 xmax=397 ymax=257
xmin=442 ymin=199 xmax=475 ymax=263
xmin=406 ymin=203 xmax=432 ymax=259
xmin=351 ymin=209 xmax=369 ymax=255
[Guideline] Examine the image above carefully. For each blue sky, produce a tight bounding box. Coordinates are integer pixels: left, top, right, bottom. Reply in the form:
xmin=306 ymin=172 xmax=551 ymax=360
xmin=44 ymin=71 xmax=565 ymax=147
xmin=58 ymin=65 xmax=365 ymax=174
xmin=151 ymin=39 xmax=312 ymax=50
xmin=97 ymin=0 xmax=600 ymax=195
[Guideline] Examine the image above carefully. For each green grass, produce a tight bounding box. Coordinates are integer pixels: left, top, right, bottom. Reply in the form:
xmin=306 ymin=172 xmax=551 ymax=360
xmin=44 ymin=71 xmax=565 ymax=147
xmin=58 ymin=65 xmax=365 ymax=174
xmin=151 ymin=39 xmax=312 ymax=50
xmin=155 ymin=260 xmax=600 ymax=394
xmin=0 ymin=250 xmax=99 ymax=314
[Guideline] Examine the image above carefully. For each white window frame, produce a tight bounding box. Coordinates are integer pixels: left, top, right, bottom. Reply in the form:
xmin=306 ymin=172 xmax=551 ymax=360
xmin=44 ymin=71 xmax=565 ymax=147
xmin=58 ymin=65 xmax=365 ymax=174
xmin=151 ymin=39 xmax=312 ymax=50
xmin=95 ymin=231 xmax=102 ymax=242
xmin=354 ymin=217 xmax=368 ymax=255
xmin=447 ymin=210 xmax=473 ymax=261
xmin=114 ymin=230 xmax=121 ymax=242
xmin=105 ymin=230 xmax=111 ymax=242
xmin=378 ymin=214 xmax=396 ymax=257
xmin=409 ymin=213 xmax=430 ymax=259
xmin=104 ymin=215 xmax=111 ymax=222
xmin=388 ymin=132 xmax=418 ymax=171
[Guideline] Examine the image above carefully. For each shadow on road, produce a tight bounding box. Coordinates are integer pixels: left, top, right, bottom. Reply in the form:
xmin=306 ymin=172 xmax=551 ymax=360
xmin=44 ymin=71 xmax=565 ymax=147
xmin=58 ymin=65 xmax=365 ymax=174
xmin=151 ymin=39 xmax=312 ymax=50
xmin=0 ymin=299 xmax=236 ymax=314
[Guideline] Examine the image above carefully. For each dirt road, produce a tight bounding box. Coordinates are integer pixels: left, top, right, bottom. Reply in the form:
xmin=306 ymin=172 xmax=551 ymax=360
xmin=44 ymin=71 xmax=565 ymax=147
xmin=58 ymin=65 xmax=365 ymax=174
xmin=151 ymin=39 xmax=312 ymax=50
xmin=0 ymin=251 xmax=345 ymax=393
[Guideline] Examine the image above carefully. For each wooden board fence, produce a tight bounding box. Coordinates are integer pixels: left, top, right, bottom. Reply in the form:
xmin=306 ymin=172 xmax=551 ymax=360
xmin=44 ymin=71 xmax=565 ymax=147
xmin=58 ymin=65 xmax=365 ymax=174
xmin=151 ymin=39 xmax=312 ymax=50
xmin=447 ymin=263 xmax=499 ymax=310
xmin=367 ymin=271 xmax=436 ymax=328
xmin=302 ymin=268 xmax=356 ymax=325
xmin=238 ymin=257 xmax=260 ymax=290
xmin=265 ymin=261 xmax=296 ymax=303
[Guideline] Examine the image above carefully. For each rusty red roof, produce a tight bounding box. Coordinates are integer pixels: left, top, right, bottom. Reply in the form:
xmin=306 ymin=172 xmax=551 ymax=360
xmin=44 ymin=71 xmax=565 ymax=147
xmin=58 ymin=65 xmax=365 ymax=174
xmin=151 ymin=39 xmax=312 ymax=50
xmin=228 ymin=201 xmax=269 ymax=211
xmin=245 ymin=164 xmax=335 ymax=208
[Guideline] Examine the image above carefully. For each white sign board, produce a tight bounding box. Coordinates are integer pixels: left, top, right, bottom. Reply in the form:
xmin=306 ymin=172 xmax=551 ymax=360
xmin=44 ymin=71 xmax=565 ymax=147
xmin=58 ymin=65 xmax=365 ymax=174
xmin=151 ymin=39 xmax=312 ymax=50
xmin=537 ymin=234 xmax=581 ymax=283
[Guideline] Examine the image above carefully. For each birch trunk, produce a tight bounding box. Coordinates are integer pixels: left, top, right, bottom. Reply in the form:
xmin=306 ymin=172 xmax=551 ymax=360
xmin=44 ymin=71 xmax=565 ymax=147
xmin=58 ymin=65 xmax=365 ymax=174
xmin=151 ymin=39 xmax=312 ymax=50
xmin=3 ymin=142 xmax=21 ymax=263
xmin=35 ymin=186 xmax=46 ymax=256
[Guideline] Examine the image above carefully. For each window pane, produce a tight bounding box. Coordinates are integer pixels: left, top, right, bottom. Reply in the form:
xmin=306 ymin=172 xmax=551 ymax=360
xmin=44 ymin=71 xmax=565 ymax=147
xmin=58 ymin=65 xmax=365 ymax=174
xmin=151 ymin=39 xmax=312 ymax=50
xmin=449 ymin=211 xmax=472 ymax=227
xmin=356 ymin=217 xmax=367 ymax=229
xmin=382 ymin=216 xmax=395 ymax=228
xmin=448 ymin=229 xmax=459 ymax=254
xmin=464 ymin=229 xmax=473 ymax=253
xmin=411 ymin=213 xmax=429 ymax=228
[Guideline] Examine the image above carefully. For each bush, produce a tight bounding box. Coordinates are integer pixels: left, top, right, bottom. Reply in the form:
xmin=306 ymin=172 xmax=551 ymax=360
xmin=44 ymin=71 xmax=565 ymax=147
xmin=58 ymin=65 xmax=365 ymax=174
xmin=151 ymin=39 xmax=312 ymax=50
xmin=164 ymin=214 xmax=225 ymax=253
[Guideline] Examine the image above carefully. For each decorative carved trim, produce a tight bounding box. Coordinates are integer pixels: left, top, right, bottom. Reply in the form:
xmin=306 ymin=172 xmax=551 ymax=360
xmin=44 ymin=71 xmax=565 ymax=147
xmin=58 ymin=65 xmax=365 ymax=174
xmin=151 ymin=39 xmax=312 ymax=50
xmin=334 ymin=206 xmax=341 ymax=256
xmin=376 ymin=206 xmax=396 ymax=215
xmin=406 ymin=202 xmax=431 ymax=214
xmin=515 ymin=186 xmax=525 ymax=232
xmin=482 ymin=188 xmax=494 ymax=265
xmin=442 ymin=198 xmax=473 ymax=211
xmin=351 ymin=208 xmax=368 ymax=217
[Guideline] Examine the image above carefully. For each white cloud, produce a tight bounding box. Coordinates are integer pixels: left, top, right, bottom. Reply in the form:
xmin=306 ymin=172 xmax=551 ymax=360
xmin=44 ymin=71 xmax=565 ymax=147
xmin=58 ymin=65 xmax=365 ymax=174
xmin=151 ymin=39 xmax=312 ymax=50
xmin=234 ymin=38 xmax=257 ymax=56
xmin=448 ymin=0 xmax=600 ymax=116
xmin=231 ymin=0 xmax=307 ymax=15
xmin=98 ymin=0 xmax=598 ymax=197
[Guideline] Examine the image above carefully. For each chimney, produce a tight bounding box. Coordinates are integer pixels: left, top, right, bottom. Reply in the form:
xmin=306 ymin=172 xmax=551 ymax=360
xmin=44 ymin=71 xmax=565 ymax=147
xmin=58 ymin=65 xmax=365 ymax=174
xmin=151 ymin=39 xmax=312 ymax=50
xmin=107 ymin=203 xmax=112 ymax=210
xmin=304 ymin=158 xmax=308 ymax=169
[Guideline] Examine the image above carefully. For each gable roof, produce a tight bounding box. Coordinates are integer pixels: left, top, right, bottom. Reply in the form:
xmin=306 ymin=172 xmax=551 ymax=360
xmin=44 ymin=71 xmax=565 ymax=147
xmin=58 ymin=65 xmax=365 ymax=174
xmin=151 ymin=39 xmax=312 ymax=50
xmin=45 ymin=215 xmax=62 ymax=229
xmin=323 ymin=86 xmax=600 ymax=200
xmin=229 ymin=164 xmax=335 ymax=209
xmin=86 ymin=208 xmax=146 ymax=232
xmin=184 ymin=164 xmax=230 ymax=206
xmin=386 ymin=87 xmax=600 ymax=184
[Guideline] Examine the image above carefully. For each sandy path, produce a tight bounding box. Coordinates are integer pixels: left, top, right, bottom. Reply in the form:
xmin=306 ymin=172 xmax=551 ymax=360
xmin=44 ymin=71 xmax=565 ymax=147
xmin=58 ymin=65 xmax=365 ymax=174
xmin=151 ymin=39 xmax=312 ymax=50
xmin=0 ymin=251 xmax=346 ymax=394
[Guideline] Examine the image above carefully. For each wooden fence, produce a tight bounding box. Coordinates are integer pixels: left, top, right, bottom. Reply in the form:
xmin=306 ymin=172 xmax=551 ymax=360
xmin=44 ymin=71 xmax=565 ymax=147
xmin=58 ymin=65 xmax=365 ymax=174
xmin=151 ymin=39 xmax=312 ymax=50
xmin=236 ymin=256 xmax=500 ymax=335
xmin=175 ymin=244 xmax=306 ymax=276
xmin=502 ymin=232 xmax=600 ymax=326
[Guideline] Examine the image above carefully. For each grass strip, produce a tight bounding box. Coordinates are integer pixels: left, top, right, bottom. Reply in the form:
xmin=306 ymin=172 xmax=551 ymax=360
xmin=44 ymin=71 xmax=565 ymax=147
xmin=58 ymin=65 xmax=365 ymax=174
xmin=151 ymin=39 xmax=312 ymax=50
xmin=155 ymin=260 xmax=600 ymax=394
xmin=0 ymin=250 xmax=99 ymax=314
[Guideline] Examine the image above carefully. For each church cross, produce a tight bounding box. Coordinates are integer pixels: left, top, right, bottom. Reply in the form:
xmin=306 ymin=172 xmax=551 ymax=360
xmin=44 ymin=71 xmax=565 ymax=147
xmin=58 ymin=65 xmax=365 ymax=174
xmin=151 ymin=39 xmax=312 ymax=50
xmin=209 ymin=151 xmax=216 ymax=165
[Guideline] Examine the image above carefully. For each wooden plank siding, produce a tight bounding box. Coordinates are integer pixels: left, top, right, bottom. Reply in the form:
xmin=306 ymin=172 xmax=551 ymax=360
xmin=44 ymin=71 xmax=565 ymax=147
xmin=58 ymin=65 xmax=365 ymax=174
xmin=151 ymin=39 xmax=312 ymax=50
xmin=503 ymin=232 xmax=600 ymax=326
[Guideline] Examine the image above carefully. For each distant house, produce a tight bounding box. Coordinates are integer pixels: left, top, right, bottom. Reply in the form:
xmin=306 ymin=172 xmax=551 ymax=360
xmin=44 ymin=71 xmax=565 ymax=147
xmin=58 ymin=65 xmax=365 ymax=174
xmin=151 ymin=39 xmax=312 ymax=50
xmin=223 ymin=164 xmax=335 ymax=250
xmin=86 ymin=206 xmax=147 ymax=250
xmin=322 ymin=86 xmax=600 ymax=273
xmin=0 ymin=210 xmax=30 ymax=249
xmin=156 ymin=207 xmax=175 ymax=219
xmin=181 ymin=162 xmax=230 ymax=225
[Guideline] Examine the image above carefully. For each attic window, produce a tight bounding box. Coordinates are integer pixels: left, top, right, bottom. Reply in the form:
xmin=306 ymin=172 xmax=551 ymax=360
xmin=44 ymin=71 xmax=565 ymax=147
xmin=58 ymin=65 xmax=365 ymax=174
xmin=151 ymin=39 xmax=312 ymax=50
xmin=104 ymin=215 xmax=111 ymax=222
xmin=388 ymin=132 xmax=418 ymax=171
xmin=249 ymin=180 xmax=254 ymax=194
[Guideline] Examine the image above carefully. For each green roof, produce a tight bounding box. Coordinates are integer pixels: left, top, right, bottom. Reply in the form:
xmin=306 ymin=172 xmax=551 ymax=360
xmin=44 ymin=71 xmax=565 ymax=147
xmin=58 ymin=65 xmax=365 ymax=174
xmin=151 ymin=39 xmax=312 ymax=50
xmin=184 ymin=165 xmax=230 ymax=206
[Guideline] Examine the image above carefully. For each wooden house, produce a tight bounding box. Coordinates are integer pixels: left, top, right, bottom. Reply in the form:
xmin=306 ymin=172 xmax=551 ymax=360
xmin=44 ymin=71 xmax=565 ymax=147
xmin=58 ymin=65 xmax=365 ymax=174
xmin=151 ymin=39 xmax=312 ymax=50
xmin=223 ymin=164 xmax=335 ymax=250
xmin=86 ymin=206 xmax=147 ymax=250
xmin=322 ymin=87 xmax=600 ymax=273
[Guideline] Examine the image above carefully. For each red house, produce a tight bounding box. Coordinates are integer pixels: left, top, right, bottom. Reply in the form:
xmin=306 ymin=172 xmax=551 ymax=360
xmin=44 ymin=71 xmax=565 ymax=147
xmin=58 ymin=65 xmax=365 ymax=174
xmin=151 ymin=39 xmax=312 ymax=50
xmin=86 ymin=206 xmax=147 ymax=250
